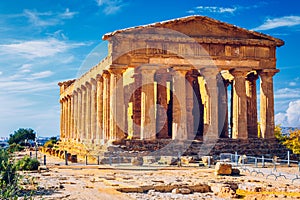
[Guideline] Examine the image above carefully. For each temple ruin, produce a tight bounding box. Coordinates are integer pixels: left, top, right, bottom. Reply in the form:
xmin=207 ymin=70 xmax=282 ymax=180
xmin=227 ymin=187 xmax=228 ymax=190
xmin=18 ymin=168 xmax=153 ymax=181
xmin=58 ymin=16 xmax=284 ymax=157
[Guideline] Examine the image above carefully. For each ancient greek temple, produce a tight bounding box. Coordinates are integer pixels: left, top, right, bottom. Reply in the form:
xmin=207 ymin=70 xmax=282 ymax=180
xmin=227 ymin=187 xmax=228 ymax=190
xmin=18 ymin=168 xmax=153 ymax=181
xmin=58 ymin=16 xmax=284 ymax=150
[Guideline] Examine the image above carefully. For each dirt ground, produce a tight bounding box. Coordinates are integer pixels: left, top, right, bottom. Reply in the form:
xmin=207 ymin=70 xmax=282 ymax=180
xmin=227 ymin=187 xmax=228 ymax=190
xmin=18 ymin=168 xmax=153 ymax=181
xmin=16 ymin=151 xmax=300 ymax=200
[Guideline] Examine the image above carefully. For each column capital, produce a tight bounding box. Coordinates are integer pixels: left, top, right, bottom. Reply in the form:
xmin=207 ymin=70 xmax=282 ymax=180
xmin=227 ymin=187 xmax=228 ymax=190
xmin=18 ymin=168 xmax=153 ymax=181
xmin=229 ymin=68 xmax=251 ymax=77
xmin=108 ymin=67 xmax=126 ymax=75
xmin=138 ymin=65 xmax=159 ymax=74
xmin=96 ymin=74 xmax=103 ymax=82
xmin=200 ymin=67 xmax=220 ymax=77
xmin=257 ymin=69 xmax=279 ymax=77
xmin=90 ymin=78 xmax=96 ymax=85
xmin=102 ymin=70 xmax=110 ymax=78
xmin=172 ymin=66 xmax=190 ymax=76
xmin=81 ymin=85 xmax=86 ymax=91
xmin=85 ymin=81 xmax=91 ymax=89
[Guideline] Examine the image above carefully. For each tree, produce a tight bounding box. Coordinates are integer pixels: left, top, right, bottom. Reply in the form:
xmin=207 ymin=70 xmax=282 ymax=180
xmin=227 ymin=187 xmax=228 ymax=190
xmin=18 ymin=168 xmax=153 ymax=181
xmin=8 ymin=128 xmax=36 ymax=145
xmin=283 ymin=129 xmax=300 ymax=154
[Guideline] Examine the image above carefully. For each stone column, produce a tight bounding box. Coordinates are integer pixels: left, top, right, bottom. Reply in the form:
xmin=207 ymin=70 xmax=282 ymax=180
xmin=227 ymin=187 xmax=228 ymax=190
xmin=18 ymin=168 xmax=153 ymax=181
xmin=132 ymin=70 xmax=142 ymax=139
xmin=90 ymin=79 xmax=97 ymax=143
xmin=60 ymin=99 xmax=65 ymax=140
xmin=201 ymin=68 xmax=220 ymax=140
xmin=76 ymin=89 xmax=82 ymax=141
xmin=186 ymin=70 xmax=197 ymax=140
xmin=73 ymin=91 xmax=78 ymax=141
xmin=140 ymin=65 xmax=158 ymax=140
xmin=155 ymin=68 xmax=169 ymax=139
xmin=96 ymin=75 xmax=104 ymax=143
xmin=109 ymin=67 xmax=126 ymax=141
xmin=258 ymin=69 xmax=279 ymax=139
xmin=230 ymin=69 xmax=249 ymax=139
xmin=68 ymin=96 xmax=72 ymax=140
xmin=102 ymin=70 xmax=110 ymax=142
xmin=65 ymin=97 xmax=69 ymax=140
xmin=85 ymin=82 xmax=92 ymax=142
xmin=70 ymin=95 xmax=74 ymax=140
xmin=81 ymin=85 xmax=87 ymax=141
xmin=172 ymin=67 xmax=189 ymax=140
xmin=246 ymin=72 xmax=259 ymax=138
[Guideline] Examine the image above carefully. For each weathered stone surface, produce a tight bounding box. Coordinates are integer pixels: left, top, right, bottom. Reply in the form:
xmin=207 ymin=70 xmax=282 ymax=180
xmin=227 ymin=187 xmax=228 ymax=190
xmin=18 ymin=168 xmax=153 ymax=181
xmin=131 ymin=157 xmax=143 ymax=166
xmin=215 ymin=162 xmax=232 ymax=175
xmin=201 ymin=156 xmax=214 ymax=166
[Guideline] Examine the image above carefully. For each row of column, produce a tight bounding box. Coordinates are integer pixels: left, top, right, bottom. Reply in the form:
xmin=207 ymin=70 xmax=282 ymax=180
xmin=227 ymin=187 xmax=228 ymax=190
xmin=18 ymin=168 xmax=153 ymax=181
xmin=60 ymin=66 xmax=278 ymax=143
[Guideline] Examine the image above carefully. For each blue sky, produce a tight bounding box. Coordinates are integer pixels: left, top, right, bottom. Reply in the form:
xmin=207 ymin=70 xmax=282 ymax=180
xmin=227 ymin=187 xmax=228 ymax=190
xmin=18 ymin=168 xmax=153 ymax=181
xmin=0 ymin=0 xmax=299 ymax=137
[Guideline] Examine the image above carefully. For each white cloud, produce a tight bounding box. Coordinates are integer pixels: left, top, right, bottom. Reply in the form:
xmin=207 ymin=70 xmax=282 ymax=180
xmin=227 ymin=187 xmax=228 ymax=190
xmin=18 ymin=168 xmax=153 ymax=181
xmin=29 ymin=70 xmax=54 ymax=80
xmin=253 ymin=16 xmax=300 ymax=31
xmin=289 ymin=82 xmax=297 ymax=86
xmin=59 ymin=8 xmax=78 ymax=19
xmin=275 ymin=100 xmax=300 ymax=127
xmin=95 ymin=0 xmax=124 ymax=15
xmin=24 ymin=9 xmax=59 ymax=27
xmin=275 ymin=88 xmax=300 ymax=99
xmin=189 ymin=6 xmax=237 ymax=14
xmin=0 ymin=71 xmax=2 ymax=75
xmin=0 ymin=38 xmax=85 ymax=59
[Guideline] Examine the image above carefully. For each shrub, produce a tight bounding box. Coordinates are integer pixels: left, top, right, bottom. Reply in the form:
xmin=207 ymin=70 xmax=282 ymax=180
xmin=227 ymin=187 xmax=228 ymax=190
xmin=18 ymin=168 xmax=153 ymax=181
xmin=8 ymin=143 xmax=25 ymax=153
xmin=44 ymin=137 xmax=58 ymax=148
xmin=0 ymin=149 xmax=20 ymax=198
xmin=15 ymin=156 xmax=40 ymax=171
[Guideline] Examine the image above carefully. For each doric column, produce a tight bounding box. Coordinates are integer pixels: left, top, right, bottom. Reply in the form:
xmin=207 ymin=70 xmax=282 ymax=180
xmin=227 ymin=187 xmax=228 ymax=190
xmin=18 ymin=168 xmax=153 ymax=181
xmin=155 ymin=68 xmax=169 ymax=139
xmin=186 ymin=70 xmax=197 ymax=140
xmin=140 ymin=65 xmax=158 ymax=140
xmin=246 ymin=72 xmax=259 ymax=138
xmin=65 ymin=97 xmax=69 ymax=140
xmin=68 ymin=96 xmax=72 ymax=140
xmin=201 ymin=68 xmax=220 ymax=140
xmin=258 ymin=69 xmax=279 ymax=139
xmin=76 ymin=89 xmax=82 ymax=141
xmin=73 ymin=91 xmax=78 ymax=140
xmin=70 ymin=95 xmax=74 ymax=140
xmin=109 ymin=67 xmax=126 ymax=141
xmin=102 ymin=70 xmax=110 ymax=142
xmin=132 ymin=69 xmax=142 ymax=139
xmin=172 ymin=67 xmax=189 ymax=140
xmin=230 ymin=68 xmax=249 ymax=139
xmin=85 ymin=82 xmax=92 ymax=142
xmin=60 ymin=99 xmax=65 ymax=140
xmin=96 ymin=75 xmax=104 ymax=143
xmin=90 ymin=79 xmax=97 ymax=142
xmin=81 ymin=85 xmax=87 ymax=141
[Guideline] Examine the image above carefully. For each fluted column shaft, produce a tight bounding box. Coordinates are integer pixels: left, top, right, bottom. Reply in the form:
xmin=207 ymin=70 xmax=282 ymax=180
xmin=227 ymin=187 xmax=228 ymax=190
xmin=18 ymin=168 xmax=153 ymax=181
xmin=201 ymin=68 xmax=220 ymax=139
xmin=258 ymin=69 xmax=279 ymax=139
xmin=73 ymin=91 xmax=78 ymax=140
xmin=96 ymin=75 xmax=104 ymax=143
xmin=156 ymin=68 xmax=169 ymax=139
xmin=230 ymin=69 xmax=249 ymax=139
xmin=140 ymin=66 xmax=158 ymax=140
xmin=77 ymin=89 xmax=82 ymax=141
xmin=102 ymin=71 xmax=110 ymax=142
xmin=133 ymin=70 xmax=142 ymax=139
xmin=60 ymin=100 xmax=65 ymax=140
xmin=81 ymin=86 xmax=87 ymax=141
xmin=172 ymin=67 xmax=188 ymax=140
xmin=109 ymin=67 xmax=126 ymax=141
xmin=85 ymin=83 xmax=92 ymax=141
xmin=186 ymin=71 xmax=197 ymax=140
xmin=246 ymin=73 xmax=258 ymax=138
xmin=90 ymin=79 xmax=97 ymax=142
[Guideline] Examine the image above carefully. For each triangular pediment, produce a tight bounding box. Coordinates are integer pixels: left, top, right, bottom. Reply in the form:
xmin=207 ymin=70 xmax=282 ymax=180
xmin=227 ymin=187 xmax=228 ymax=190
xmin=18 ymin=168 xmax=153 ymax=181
xmin=103 ymin=16 xmax=284 ymax=47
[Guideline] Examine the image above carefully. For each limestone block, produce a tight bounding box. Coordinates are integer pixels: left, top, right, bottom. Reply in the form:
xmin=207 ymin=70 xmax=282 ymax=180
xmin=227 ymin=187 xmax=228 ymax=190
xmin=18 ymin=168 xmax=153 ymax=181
xmin=131 ymin=157 xmax=143 ymax=166
xmin=231 ymin=168 xmax=240 ymax=176
xmin=201 ymin=156 xmax=215 ymax=166
xmin=215 ymin=162 xmax=232 ymax=175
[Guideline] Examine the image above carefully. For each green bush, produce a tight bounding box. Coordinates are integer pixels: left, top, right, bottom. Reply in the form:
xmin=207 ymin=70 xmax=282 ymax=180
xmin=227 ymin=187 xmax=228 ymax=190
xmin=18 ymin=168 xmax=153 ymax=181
xmin=15 ymin=156 xmax=40 ymax=171
xmin=0 ymin=149 xmax=20 ymax=198
xmin=8 ymin=143 xmax=25 ymax=153
xmin=44 ymin=137 xmax=58 ymax=148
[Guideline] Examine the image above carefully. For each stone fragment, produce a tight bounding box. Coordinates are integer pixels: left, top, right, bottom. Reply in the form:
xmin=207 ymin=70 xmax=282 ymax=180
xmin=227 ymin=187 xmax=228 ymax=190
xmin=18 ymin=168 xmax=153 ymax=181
xmin=201 ymin=156 xmax=215 ymax=166
xmin=215 ymin=162 xmax=232 ymax=175
xmin=131 ymin=157 xmax=143 ymax=166
xmin=231 ymin=168 xmax=240 ymax=175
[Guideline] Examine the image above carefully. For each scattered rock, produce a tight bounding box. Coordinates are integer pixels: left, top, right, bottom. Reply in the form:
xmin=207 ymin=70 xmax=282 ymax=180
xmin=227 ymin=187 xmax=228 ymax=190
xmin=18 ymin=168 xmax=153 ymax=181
xmin=38 ymin=166 xmax=49 ymax=173
xmin=202 ymin=156 xmax=215 ymax=166
xmin=132 ymin=157 xmax=143 ymax=166
xmin=215 ymin=162 xmax=232 ymax=175
xmin=231 ymin=168 xmax=240 ymax=176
